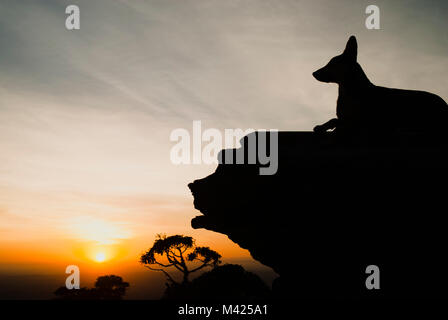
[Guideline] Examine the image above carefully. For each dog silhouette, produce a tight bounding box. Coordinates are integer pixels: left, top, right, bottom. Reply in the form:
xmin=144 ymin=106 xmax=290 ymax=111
xmin=313 ymin=36 xmax=448 ymax=134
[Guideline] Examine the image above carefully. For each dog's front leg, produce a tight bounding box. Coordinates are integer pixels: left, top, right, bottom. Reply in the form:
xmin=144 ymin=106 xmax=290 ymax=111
xmin=313 ymin=118 xmax=339 ymax=133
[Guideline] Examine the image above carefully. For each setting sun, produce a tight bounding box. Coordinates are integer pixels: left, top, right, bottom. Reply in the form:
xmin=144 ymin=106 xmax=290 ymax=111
xmin=95 ymin=252 xmax=106 ymax=263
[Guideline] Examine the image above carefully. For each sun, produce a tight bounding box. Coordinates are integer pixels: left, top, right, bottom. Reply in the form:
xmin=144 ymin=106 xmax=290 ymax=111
xmin=95 ymin=252 xmax=106 ymax=263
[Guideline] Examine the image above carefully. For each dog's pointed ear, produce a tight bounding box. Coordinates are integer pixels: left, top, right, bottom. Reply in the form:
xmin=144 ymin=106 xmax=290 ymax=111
xmin=343 ymin=36 xmax=357 ymax=61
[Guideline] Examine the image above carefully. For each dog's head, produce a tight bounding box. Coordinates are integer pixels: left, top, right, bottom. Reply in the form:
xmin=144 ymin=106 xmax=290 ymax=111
xmin=313 ymin=36 xmax=358 ymax=84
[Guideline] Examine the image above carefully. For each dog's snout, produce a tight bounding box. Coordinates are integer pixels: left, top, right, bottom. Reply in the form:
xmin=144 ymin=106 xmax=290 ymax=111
xmin=313 ymin=70 xmax=322 ymax=80
xmin=313 ymin=68 xmax=330 ymax=83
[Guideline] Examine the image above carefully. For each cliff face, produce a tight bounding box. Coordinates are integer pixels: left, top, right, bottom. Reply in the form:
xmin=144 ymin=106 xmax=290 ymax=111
xmin=188 ymin=131 xmax=448 ymax=298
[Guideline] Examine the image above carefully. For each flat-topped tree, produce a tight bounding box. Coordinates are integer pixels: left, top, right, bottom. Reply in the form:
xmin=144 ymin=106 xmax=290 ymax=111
xmin=140 ymin=234 xmax=221 ymax=285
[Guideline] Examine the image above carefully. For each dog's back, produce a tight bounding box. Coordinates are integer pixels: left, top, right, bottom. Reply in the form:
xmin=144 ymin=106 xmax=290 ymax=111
xmin=350 ymin=85 xmax=448 ymax=132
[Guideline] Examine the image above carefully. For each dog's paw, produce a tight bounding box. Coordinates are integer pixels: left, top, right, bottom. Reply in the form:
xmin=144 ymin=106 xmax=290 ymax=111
xmin=313 ymin=125 xmax=326 ymax=133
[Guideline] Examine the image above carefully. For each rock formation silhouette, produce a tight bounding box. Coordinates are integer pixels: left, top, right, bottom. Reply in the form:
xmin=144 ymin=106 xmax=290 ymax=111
xmin=188 ymin=131 xmax=448 ymax=298
xmin=163 ymin=264 xmax=271 ymax=300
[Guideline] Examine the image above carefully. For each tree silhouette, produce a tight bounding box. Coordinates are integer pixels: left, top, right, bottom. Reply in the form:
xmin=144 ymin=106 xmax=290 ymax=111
xmin=140 ymin=234 xmax=221 ymax=285
xmin=94 ymin=275 xmax=129 ymax=300
xmin=54 ymin=274 xmax=129 ymax=300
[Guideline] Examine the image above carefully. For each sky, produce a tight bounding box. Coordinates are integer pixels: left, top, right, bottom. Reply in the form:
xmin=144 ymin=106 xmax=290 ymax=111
xmin=0 ymin=0 xmax=447 ymax=298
